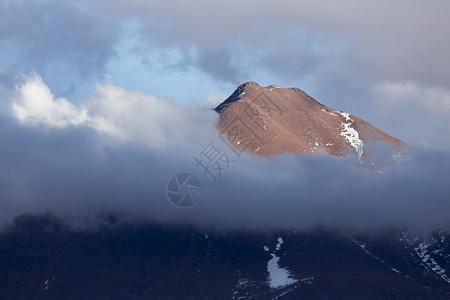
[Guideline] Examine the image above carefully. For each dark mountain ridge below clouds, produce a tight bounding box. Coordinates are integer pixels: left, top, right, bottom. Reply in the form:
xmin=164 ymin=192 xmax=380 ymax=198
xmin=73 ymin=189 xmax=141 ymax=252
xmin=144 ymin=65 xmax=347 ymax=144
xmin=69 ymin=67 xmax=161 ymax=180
xmin=1 ymin=214 xmax=449 ymax=300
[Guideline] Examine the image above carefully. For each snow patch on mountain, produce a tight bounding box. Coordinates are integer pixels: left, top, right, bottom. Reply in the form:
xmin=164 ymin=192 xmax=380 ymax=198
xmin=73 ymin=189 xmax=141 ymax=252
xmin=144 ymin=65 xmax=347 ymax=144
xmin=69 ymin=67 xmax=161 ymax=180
xmin=401 ymin=231 xmax=450 ymax=284
xmin=321 ymin=109 xmax=338 ymax=116
xmin=42 ymin=273 xmax=55 ymax=291
xmin=266 ymin=237 xmax=298 ymax=289
xmin=414 ymin=242 xmax=450 ymax=284
xmin=338 ymin=111 xmax=364 ymax=158
xmin=276 ymin=237 xmax=283 ymax=250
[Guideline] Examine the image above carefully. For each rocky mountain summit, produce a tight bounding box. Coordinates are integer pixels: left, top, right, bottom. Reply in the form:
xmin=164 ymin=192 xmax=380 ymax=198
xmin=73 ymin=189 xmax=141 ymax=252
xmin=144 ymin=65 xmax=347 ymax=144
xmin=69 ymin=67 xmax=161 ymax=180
xmin=215 ymin=82 xmax=404 ymax=158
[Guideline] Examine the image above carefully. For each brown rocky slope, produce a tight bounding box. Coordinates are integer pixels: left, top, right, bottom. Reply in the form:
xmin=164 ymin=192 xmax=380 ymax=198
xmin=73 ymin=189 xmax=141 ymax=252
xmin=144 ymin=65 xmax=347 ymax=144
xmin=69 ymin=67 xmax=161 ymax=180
xmin=215 ymin=82 xmax=405 ymax=157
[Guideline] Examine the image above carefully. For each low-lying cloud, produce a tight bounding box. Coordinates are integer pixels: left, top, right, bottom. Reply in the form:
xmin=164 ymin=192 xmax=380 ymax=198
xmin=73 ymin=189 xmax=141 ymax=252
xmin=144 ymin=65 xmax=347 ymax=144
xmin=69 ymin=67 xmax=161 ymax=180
xmin=1 ymin=73 xmax=449 ymax=232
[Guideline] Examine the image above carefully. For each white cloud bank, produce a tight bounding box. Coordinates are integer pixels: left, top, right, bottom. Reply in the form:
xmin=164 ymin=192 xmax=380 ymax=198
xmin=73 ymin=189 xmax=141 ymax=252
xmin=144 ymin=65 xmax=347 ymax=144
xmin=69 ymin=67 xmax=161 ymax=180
xmin=11 ymin=73 xmax=218 ymax=149
xmin=12 ymin=73 xmax=89 ymax=127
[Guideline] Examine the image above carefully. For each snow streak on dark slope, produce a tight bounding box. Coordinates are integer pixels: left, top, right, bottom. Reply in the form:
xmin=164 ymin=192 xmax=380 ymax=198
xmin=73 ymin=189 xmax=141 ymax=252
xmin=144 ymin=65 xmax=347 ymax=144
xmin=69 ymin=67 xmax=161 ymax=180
xmin=0 ymin=215 xmax=449 ymax=299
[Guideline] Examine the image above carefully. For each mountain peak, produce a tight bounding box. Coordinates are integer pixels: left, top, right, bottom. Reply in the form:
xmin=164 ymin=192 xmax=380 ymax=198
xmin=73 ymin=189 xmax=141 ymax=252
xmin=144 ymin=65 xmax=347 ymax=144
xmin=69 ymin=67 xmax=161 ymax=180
xmin=215 ymin=82 xmax=405 ymax=160
xmin=241 ymin=81 xmax=260 ymax=88
xmin=215 ymin=82 xmax=300 ymax=113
